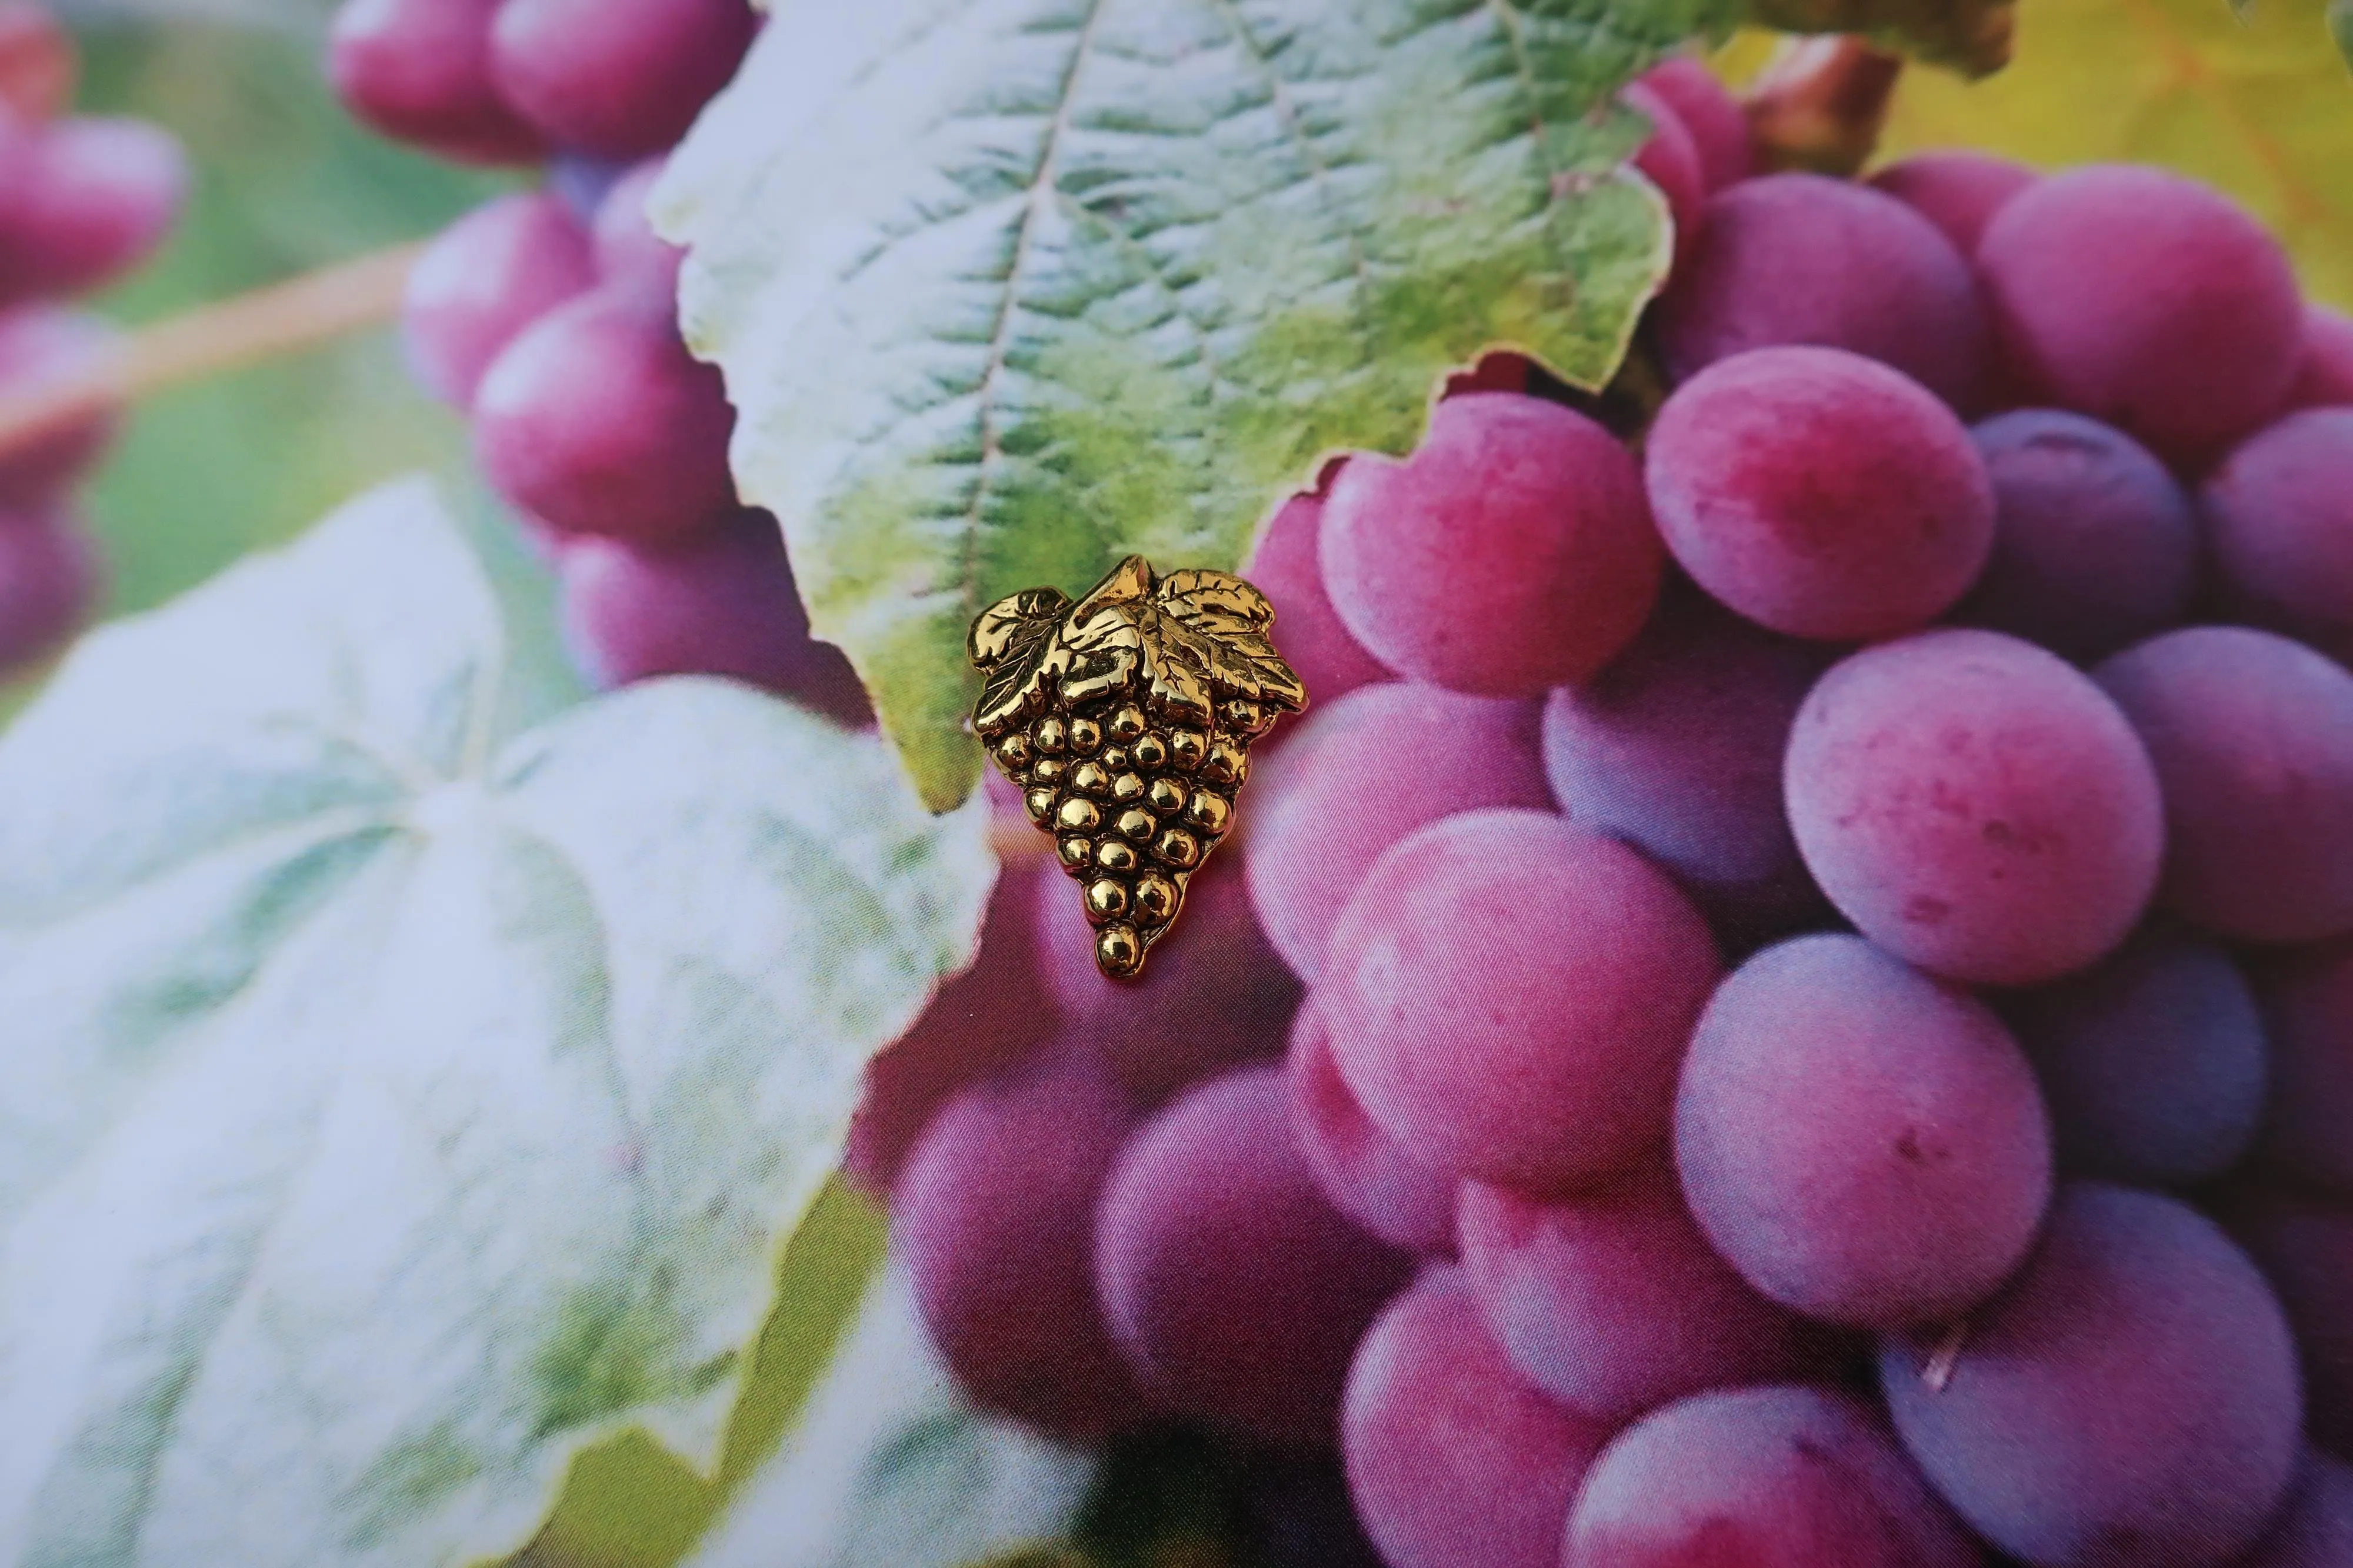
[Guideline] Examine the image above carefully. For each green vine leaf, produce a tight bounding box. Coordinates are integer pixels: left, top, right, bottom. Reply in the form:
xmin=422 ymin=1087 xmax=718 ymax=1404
xmin=0 ymin=481 xmax=993 ymax=1567
xmin=656 ymin=0 xmax=1748 ymax=809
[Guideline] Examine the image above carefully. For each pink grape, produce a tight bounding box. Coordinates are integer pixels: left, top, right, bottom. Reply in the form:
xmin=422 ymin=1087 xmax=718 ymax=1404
xmin=0 ymin=306 xmax=115 ymax=504
xmin=1028 ymin=856 xmax=1298 ymax=1105
xmin=556 ymin=510 xmax=871 ymax=723
xmin=1635 ymin=58 xmax=1753 ymax=191
xmin=2204 ymin=409 xmax=2353 ymax=663
xmin=1644 ymin=346 xmax=1994 ymax=642
xmin=1978 ymin=165 xmax=2304 ymax=459
xmin=1287 ymin=1000 xmax=1456 ymax=1257
xmin=1562 ymin=1386 xmax=1981 ymax=1568
xmin=844 ymin=855 xmax=1056 ymax=1197
xmin=474 ymin=286 xmax=737 ymax=543
xmin=0 ymin=508 xmax=97 ymax=675
xmin=2231 ymin=1189 xmax=2353 ymax=1456
xmin=1341 ymin=1269 xmax=1615 ymax=1568
xmin=1320 ymin=392 xmax=1662 ymax=697
xmin=401 ymin=192 xmax=596 ymax=409
xmin=1955 ymin=409 xmax=2198 ymax=662
xmin=1882 ymin=1182 xmax=2301 ymax=1568
xmin=0 ymin=3 xmax=71 ymax=125
xmin=1786 ymin=629 xmax=2163 ymax=984
xmin=1244 ymin=680 xmax=1547 ymax=982
xmin=1242 ymin=484 xmax=1393 ymax=709
xmin=1540 ymin=585 xmax=1831 ymax=942
xmin=2251 ymin=937 xmax=2353 ymax=1194
xmin=1867 ymin=149 xmax=2037 ymax=254
xmin=1677 ymin=933 xmax=2051 ymax=1327
xmin=2005 ymin=922 xmax=2266 ymax=1187
xmin=326 ymin=0 xmax=544 ymax=165
xmin=2095 ymin=626 xmax=2353 ymax=944
xmin=1654 ymin=174 xmax=1990 ymax=409
xmin=895 ymin=1055 xmax=1146 ymax=1443
xmin=1457 ymin=1163 xmax=1837 ymax=1422
xmin=1094 ymin=1063 xmax=1412 ymax=1449
xmin=490 ymin=0 xmax=756 ymax=160
xmin=2242 ymin=1453 xmax=2353 ymax=1568
xmin=1323 ymin=809 xmax=1720 ymax=1195
xmin=2291 ymin=305 xmax=2353 ymax=409
xmin=591 ymin=158 xmax=686 ymax=301
xmin=1622 ymin=83 xmax=1705 ymax=269
xmin=0 ymin=117 xmax=184 ymax=301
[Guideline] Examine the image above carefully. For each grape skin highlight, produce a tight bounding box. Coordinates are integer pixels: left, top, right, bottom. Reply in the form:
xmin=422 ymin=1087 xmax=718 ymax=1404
xmin=2204 ymin=408 xmax=2353 ymax=665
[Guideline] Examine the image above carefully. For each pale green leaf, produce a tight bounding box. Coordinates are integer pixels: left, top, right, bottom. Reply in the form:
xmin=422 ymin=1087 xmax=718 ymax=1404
xmin=655 ymin=0 xmax=1738 ymax=808
xmin=0 ymin=481 xmax=994 ymax=1568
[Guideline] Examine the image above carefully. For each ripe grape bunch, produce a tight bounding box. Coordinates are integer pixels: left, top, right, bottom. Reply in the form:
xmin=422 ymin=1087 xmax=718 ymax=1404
xmin=859 ymin=51 xmax=2353 ymax=1568
xmin=329 ymin=0 xmax=868 ymax=721
xmin=973 ymin=555 xmax=1305 ymax=978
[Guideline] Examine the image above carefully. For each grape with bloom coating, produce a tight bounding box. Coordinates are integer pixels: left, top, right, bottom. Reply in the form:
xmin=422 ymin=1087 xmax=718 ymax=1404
xmin=1635 ymin=58 xmax=1752 ymax=191
xmin=1321 ymin=392 xmax=1661 ymax=698
xmin=1787 ymin=629 xmax=2163 ymax=984
xmin=1341 ymin=1269 xmax=1614 ymax=1568
xmin=2204 ymin=409 xmax=2353 ymax=665
xmin=1457 ymin=1163 xmax=1836 ymax=1421
xmin=489 ymin=0 xmax=756 ymax=160
xmin=402 ymin=192 xmax=595 ymax=409
xmin=1622 ymin=82 xmax=1705 ymax=270
xmin=0 ymin=506 xmax=97 ymax=676
xmin=1677 ymin=934 xmax=2051 ymax=1327
xmin=1867 ymin=149 xmax=2037 ymax=254
xmin=590 ymin=158 xmax=688 ymax=301
xmin=327 ymin=0 xmax=542 ymax=165
xmin=2291 ymin=305 xmax=2353 ymax=409
xmin=0 ymin=116 xmax=186 ymax=302
xmin=1563 ymin=1386 xmax=1981 ymax=1568
xmin=1883 ymin=1183 xmax=2301 ymax=1568
xmin=1655 ymin=175 xmax=1990 ymax=409
xmin=1324 ymin=809 xmax=1719 ymax=1195
xmin=1287 ymin=1002 xmax=1455 ymax=1256
xmin=1645 ymin=346 xmax=1994 ymax=642
xmin=1243 ymin=486 xmax=1392 ymax=711
xmin=2096 ymin=626 xmax=2353 ymax=945
xmin=1978 ymin=165 xmax=2304 ymax=458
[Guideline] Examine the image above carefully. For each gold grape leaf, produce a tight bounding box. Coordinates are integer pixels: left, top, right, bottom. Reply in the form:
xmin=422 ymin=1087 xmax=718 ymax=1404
xmin=1877 ymin=0 xmax=2353 ymax=306
xmin=969 ymin=587 xmax=1075 ymax=735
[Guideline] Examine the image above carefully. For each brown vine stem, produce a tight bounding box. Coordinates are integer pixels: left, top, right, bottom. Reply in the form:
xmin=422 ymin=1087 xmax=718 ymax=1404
xmin=0 ymin=239 xmax=424 ymax=463
xmin=1745 ymin=34 xmax=1907 ymax=178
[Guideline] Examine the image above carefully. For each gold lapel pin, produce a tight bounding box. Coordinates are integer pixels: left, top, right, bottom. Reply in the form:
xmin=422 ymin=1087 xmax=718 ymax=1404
xmin=969 ymin=555 xmax=1307 ymax=979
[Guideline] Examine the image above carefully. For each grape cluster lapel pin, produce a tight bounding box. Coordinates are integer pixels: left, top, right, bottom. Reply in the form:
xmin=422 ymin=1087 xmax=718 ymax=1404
xmin=970 ymin=555 xmax=1306 ymax=978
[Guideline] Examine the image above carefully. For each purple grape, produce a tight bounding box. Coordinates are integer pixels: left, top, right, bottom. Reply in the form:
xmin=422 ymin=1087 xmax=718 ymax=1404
xmin=401 ymin=191 xmax=596 ymax=409
xmin=1241 ymin=485 xmax=1392 ymax=710
xmin=1323 ymin=809 xmax=1721 ymax=1195
xmin=2242 ymin=1453 xmax=2353 ymax=1568
xmin=1677 ymin=934 xmax=2051 ymax=1327
xmin=2231 ymin=1188 xmax=2353 ymax=1457
xmin=556 ymin=510 xmax=870 ymax=723
xmin=326 ymin=0 xmax=544 ymax=166
xmin=0 ymin=507 xmax=96 ymax=675
xmin=895 ymin=1055 xmax=1148 ymax=1443
xmin=1244 ymin=680 xmax=1548 ymax=982
xmin=2095 ymin=626 xmax=2353 ymax=945
xmin=489 ymin=0 xmax=756 ymax=161
xmin=1623 ymin=83 xmax=1706 ymax=272
xmin=1094 ymin=1063 xmax=1412 ymax=1449
xmin=1655 ymin=174 xmax=1991 ymax=410
xmin=1457 ymin=1163 xmax=1838 ymax=1422
xmin=1787 ymin=630 xmax=2164 ymax=985
xmin=1955 ymin=409 xmax=2198 ymax=662
xmin=1341 ymin=1269 xmax=1615 ymax=1568
xmin=1287 ymin=1000 xmax=1457 ymax=1257
xmin=844 ymin=850 xmax=1057 ymax=1198
xmin=2251 ymin=937 xmax=2353 ymax=1194
xmin=1562 ymin=1385 xmax=1982 ymax=1568
xmin=1321 ymin=393 xmax=1662 ymax=698
xmin=2005 ymin=922 xmax=2266 ymax=1187
xmin=1978 ymin=165 xmax=2304 ymax=460
xmin=0 ymin=116 xmax=184 ymax=302
xmin=1868 ymin=150 xmax=2038 ymax=255
xmin=1882 ymin=1182 xmax=2301 ymax=1568
xmin=2205 ymin=409 xmax=2353 ymax=664
xmin=590 ymin=157 xmax=686 ymax=301
xmin=1028 ymin=855 xmax=1298 ymax=1105
xmin=1540 ymin=585 xmax=1831 ymax=942
xmin=0 ymin=306 xmax=115 ymax=504
xmin=1635 ymin=58 xmax=1753 ymax=191
xmin=1645 ymin=346 xmax=1995 ymax=642
xmin=2291 ymin=306 xmax=2353 ymax=411
xmin=474 ymin=286 xmax=737 ymax=543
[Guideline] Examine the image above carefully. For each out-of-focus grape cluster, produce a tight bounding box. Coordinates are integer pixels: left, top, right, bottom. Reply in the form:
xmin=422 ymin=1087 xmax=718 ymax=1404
xmin=852 ymin=51 xmax=2353 ymax=1568
xmin=331 ymin=0 xmax=868 ymax=721
xmin=0 ymin=3 xmax=182 ymax=679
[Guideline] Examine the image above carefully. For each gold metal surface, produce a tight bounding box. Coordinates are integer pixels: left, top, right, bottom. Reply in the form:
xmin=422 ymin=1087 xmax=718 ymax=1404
xmin=969 ymin=555 xmax=1307 ymax=979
